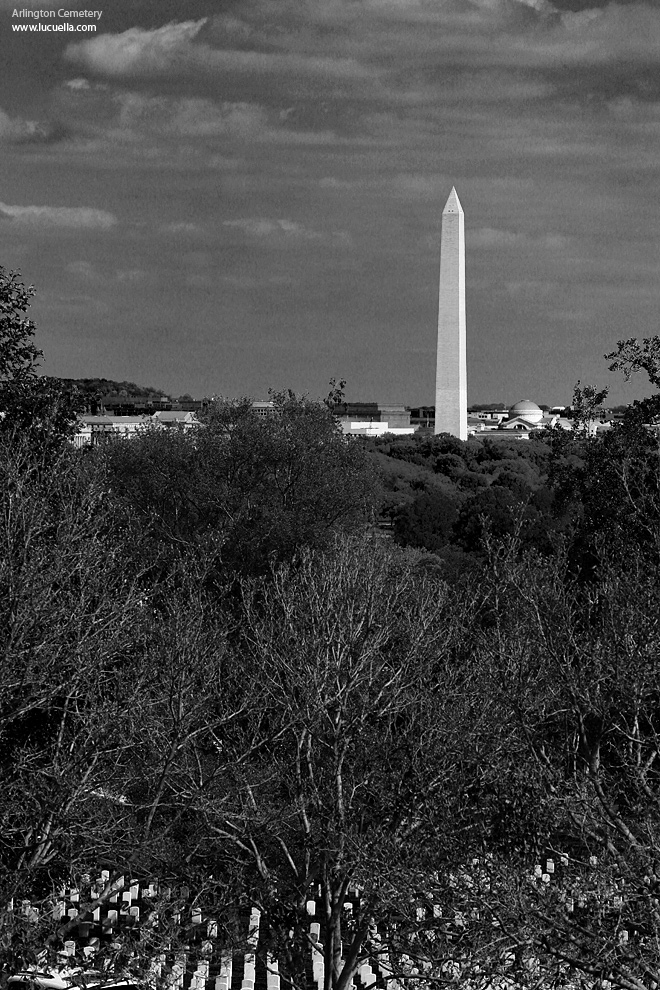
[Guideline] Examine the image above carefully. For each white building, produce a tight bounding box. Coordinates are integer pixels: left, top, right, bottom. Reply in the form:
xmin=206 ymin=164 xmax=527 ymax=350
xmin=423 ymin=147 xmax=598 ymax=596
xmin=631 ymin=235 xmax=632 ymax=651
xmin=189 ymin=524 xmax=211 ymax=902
xmin=152 ymin=410 xmax=198 ymax=428
xmin=339 ymin=421 xmax=415 ymax=437
xmin=73 ymin=411 xmax=198 ymax=447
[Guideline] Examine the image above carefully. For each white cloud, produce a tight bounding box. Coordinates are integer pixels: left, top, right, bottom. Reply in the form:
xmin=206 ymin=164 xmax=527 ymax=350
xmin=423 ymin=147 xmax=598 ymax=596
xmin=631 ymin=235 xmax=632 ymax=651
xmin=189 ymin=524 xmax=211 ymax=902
xmin=224 ymin=217 xmax=351 ymax=244
xmin=224 ymin=218 xmax=322 ymax=239
xmin=64 ymin=78 xmax=91 ymax=90
xmin=65 ymin=17 xmax=371 ymax=81
xmin=65 ymin=19 xmax=208 ymax=76
xmin=0 ymin=108 xmax=49 ymax=142
xmin=0 ymin=202 xmax=118 ymax=229
xmin=63 ymin=0 xmax=660 ymax=96
xmin=467 ymin=0 xmax=555 ymax=12
xmin=513 ymin=0 xmax=555 ymax=12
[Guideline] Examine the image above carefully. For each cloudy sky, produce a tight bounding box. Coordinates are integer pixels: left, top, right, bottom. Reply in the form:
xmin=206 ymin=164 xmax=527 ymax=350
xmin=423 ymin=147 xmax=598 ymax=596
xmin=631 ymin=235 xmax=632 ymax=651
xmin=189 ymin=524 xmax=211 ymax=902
xmin=1 ymin=0 xmax=659 ymax=405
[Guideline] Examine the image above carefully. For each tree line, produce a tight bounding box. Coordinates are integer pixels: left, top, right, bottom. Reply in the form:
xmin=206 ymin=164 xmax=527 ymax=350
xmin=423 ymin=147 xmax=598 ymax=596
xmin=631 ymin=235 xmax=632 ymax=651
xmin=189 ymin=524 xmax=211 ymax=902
xmin=3 ymin=265 xmax=660 ymax=990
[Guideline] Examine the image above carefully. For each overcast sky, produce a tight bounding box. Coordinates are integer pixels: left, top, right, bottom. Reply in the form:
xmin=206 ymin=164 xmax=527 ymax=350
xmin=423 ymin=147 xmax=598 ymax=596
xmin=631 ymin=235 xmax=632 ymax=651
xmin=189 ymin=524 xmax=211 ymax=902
xmin=1 ymin=0 xmax=659 ymax=405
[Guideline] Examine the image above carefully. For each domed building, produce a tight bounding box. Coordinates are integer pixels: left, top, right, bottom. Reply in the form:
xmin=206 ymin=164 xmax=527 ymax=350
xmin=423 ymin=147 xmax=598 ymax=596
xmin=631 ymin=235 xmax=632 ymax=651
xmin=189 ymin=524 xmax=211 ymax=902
xmin=507 ymin=400 xmax=544 ymax=425
xmin=499 ymin=399 xmax=553 ymax=434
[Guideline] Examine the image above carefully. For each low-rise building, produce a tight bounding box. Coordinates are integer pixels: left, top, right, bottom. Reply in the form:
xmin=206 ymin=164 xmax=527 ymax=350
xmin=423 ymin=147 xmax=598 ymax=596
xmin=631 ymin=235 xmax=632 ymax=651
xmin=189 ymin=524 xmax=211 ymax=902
xmin=152 ymin=410 xmax=198 ymax=428
xmin=494 ymin=400 xmax=608 ymax=438
xmin=252 ymin=400 xmax=276 ymax=418
xmin=72 ymin=415 xmax=118 ymax=448
xmin=338 ymin=421 xmax=415 ymax=437
xmin=335 ymin=403 xmax=412 ymax=435
xmin=73 ymin=410 xmax=198 ymax=447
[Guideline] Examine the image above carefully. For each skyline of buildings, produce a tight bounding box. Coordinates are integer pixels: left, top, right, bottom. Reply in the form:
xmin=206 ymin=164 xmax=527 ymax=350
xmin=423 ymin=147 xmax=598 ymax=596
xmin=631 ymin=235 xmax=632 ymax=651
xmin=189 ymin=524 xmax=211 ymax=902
xmin=73 ymin=395 xmax=625 ymax=449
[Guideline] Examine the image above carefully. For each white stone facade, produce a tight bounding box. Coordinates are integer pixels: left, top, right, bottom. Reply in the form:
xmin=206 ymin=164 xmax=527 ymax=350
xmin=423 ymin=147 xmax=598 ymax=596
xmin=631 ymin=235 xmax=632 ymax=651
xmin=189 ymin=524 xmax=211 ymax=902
xmin=435 ymin=187 xmax=467 ymax=440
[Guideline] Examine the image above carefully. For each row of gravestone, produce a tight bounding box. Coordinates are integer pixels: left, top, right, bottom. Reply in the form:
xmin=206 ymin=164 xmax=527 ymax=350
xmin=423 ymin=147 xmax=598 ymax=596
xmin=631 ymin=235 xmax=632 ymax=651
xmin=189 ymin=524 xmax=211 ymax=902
xmin=14 ymin=863 xmax=625 ymax=990
xmin=531 ymin=854 xmax=633 ymax=943
xmin=10 ymin=876 xmax=391 ymax=990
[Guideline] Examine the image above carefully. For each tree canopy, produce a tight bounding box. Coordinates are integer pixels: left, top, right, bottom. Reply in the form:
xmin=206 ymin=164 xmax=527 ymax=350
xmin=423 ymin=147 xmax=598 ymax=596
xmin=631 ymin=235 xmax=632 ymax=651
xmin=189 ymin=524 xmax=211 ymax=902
xmin=5 ymin=271 xmax=660 ymax=990
xmin=0 ymin=267 xmax=42 ymax=384
xmin=0 ymin=268 xmax=83 ymax=446
xmin=98 ymin=390 xmax=378 ymax=580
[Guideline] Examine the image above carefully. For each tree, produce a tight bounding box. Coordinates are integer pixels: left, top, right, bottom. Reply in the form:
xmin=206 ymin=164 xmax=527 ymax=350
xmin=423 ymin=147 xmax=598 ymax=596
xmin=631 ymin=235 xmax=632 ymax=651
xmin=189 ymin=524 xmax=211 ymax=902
xmin=0 ymin=267 xmax=42 ymax=384
xmin=392 ymin=489 xmax=459 ymax=552
xmin=606 ymin=337 xmax=660 ymax=392
xmin=570 ymin=380 xmax=609 ymax=434
xmin=0 ymin=267 xmax=83 ymax=445
xmin=101 ymin=391 xmax=379 ymax=579
xmin=0 ymin=439 xmax=251 ymax=974
xmin=466 ymin=544 xmax=660 ymax=990
xmin=192 ymin=535 xmax=497 ymax=990
xmin=605 ymin=335 xmax=660 ymax=430
xmin=0 ymin=376 xmax=84 ymax=447
xmin=323 ymin=377 xmax=347 ymax=411
xmin=454 ymin=485 xmax=526 ymax=552
xmin=0 ymin=522 xmax=506 ymax=985
xmin=544 ymin=415 xmax=660 ymax=579
xmin=0 ymin=438 xmax=147 ymax=961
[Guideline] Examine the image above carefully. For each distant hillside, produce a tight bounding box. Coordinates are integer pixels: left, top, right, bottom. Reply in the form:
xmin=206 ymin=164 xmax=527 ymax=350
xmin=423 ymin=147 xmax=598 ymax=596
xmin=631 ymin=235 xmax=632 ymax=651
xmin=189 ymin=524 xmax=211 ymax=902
xmin=58 ymin=378 xmax=169 ymax=400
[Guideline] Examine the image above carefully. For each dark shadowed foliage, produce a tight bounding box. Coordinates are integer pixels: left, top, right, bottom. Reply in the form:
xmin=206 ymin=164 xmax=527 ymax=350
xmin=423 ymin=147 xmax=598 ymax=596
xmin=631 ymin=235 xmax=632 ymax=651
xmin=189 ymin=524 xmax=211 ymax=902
xmin=98 ymin=391 xmax=379 ymax=580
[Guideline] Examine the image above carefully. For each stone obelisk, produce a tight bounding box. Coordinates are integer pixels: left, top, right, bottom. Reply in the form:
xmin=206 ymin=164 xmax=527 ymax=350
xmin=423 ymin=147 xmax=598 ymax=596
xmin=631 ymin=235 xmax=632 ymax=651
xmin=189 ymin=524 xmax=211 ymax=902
xmin=434 ymin=187 xmax=467 ymax=440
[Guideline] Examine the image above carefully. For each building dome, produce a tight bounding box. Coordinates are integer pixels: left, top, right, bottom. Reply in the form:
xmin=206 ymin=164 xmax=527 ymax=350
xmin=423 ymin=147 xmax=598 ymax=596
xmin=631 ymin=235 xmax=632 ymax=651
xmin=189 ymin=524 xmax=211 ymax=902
xmin=508 ymin=399 xmax=543 ymax=424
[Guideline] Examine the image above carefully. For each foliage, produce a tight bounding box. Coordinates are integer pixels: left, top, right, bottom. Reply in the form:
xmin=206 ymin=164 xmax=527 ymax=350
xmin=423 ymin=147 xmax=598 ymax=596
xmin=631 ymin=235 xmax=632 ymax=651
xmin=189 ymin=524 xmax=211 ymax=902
xmin=543 ymin=418 xmax=660 ymax=578
xmin=464 ymin=544 xmax=660 ymax=990
xmin=606 ymin=336 xmax=660 ymax=391
xmin=0 ymin=376 xmax=85 ymax=450
xmin=0 ymin=267 xmax=42 ymax=384
xmin=0 ymin=439 xmax=248 ymax=972
xmin=197 ymin=536 xmax=494 ymax=990
xmin=0 ymin=268 xmax=87 ymax=447
xmin=6 ymin=281 xmax=660 ymax=990
xmin=392 ymin=489 xmax=459 ymax=551
xmin=454 ymin=485 xmax=527 ymax=551
xmin=4 ymin=415 xmax=660 ymax=989
xmin=58 ymin=378 xmax=170 ymax=408
xmin=100 ymin=391 xmax=379 ymax=578
xmin=323 ymin=376 xmax=347 ymax=410
xmin=59 ymin=379 xmax=169 ymax=397
xmin=370 ymin=433 xmax=565 ymax=561
xmin=0 ymin=441 xmax=137 ymax=892
xmin=570 ymin=380 xmax=609 ymax=432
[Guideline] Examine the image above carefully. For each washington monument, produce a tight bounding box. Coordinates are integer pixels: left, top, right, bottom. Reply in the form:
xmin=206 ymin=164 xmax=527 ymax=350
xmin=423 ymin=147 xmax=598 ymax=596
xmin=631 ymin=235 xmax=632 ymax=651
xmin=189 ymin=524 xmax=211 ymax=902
xmin=434 ymin=187 xmax=467 ymax=440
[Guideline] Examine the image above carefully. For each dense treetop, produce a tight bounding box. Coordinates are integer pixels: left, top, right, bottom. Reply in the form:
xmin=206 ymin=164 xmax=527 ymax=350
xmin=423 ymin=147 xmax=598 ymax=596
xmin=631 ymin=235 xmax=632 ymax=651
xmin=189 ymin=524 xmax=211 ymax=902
xmin=58 ymin=378 xmax=169 ymax=400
